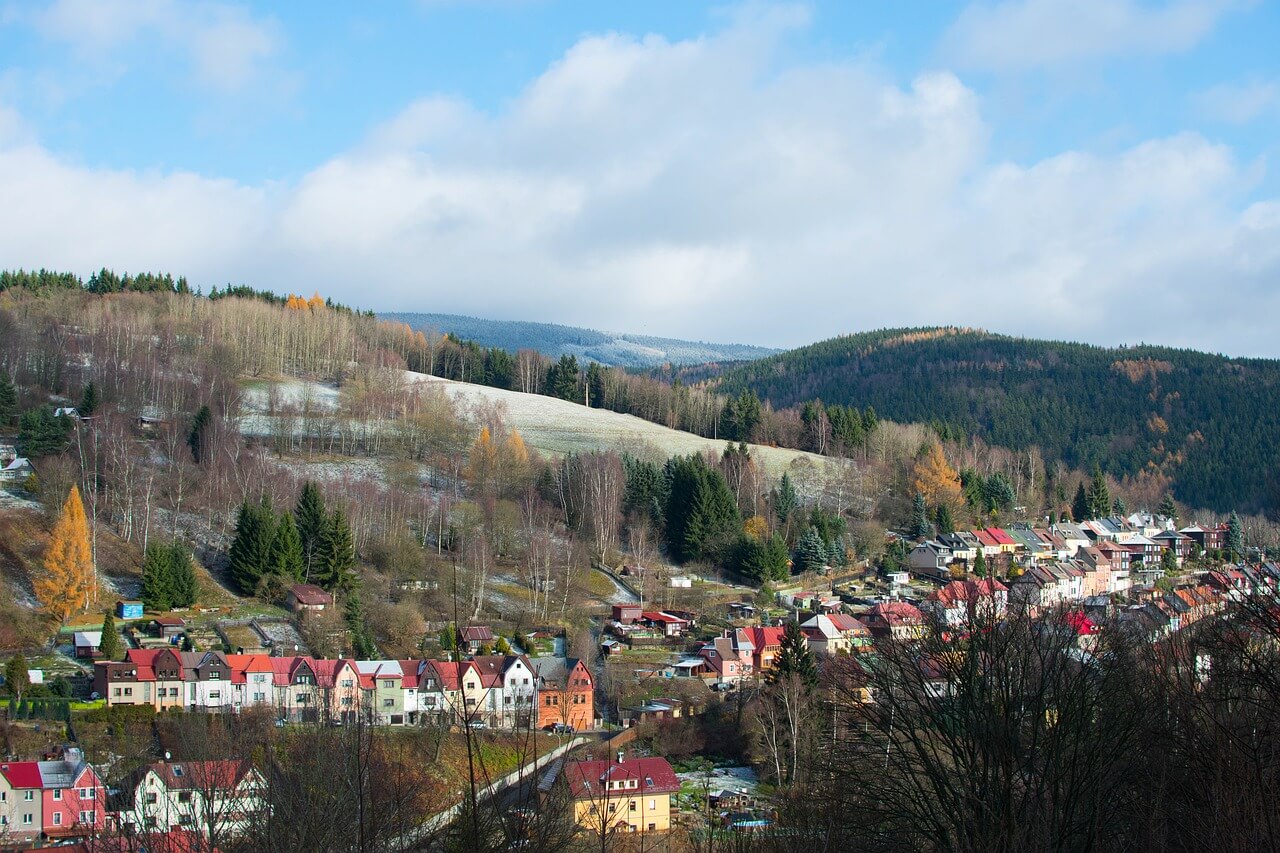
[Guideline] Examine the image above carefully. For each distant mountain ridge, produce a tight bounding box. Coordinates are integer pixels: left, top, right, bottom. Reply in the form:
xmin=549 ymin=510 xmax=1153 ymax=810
xmin=380 ymin=312 xmax=779 ymax=368
xmin=710 ymin=327 xmax=1280 ymax=514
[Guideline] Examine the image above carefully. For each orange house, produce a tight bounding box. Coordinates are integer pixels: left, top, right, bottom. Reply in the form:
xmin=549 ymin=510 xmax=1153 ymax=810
xmin=533 ymin=657 xmax=594 ymax=731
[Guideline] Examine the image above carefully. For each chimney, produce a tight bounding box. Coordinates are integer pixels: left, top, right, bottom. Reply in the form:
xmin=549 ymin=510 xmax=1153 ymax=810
xmin=616 ymin=750 xmax=625 ymax=764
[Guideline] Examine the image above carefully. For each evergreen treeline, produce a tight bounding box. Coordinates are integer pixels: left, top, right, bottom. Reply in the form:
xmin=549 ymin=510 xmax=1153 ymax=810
xmin=714 ymin=327 xmax=1280 ymax=513
xmin=140 ymin=541 xmax=199 ymax=611
xmin=229 ymin=483 xmax=357 ymax=596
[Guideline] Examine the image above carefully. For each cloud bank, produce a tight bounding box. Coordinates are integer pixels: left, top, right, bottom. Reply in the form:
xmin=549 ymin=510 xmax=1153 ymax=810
xmin=0 ymin=10 xmax=1277 ymax=355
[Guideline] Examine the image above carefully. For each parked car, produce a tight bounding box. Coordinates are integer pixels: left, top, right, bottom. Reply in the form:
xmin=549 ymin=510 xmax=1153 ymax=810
xmin=467 ymin=718 xmax=487 ymax=729
xmin=551 ymin=722 xmax=575 ymax=735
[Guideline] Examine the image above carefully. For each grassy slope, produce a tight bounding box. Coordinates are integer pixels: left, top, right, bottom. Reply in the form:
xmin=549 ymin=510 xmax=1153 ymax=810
xmin=402 ymin=372 xmax=845 ymax=482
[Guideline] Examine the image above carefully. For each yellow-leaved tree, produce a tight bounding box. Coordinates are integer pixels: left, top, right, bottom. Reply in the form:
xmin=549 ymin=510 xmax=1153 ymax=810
xmin=466 ymin=427 xmax=498 ymax=494
xmin=36 ymin=485 xmax=97 ymax=620
xmin=913 ymin=442 xmax=963 ymax=511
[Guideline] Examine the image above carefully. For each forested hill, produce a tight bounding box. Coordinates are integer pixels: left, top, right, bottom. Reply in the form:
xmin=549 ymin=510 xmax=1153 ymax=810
xmin=381 ymin=312 xmax=778 ymax=368
xmin=712 ymin=327 xmax=1280 ymax=514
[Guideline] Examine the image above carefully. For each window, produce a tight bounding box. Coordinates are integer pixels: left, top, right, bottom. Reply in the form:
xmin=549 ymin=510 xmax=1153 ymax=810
xmin=146 ymin=793 xmax=158 ymax=805
xmin=0 ymin=815 xmax=6 ymax=825
xmin=629 ymin=801 xmax=636 ymax=812
xmin=383 ymin=680 xmax=395 ymax=688
xmin=209 ymin=691 xmax=221 ymax=700
xmin=648 ymin=823 xmax=657 ymax=831
xmin=341 ymin=679 xmax=353 ymax=688
xmin=53 ymin=812 xmax=63 ymax=825
xmin=383 ymin=699 xmax=394 ymax=708
xmin=53 ymin=789 xmax=62 ymax=800
xmin=178 ymin=792 xmax=192 ymax=803
xmin=22 ymin=814 xmax=32 ymax=825
xmin=210 ymin=671 xmax=221 ymax=680
xmin=124 ymin=687 xmax=133 ymax=696
xmin=649 ymin=799 xmax=656 ymax=810
xmin=113 ymin=688 xmax=121 ymax=697
xmin=0 ymin=791 xmax=4 ymax=801
xmin=253 ymin=692 xmax=266 ymax=702
xmin=341 ymin=697 xmax=353 ymax=707
xmin=297 ymin=694 xmax=310 ymax=704
xmin=80 ymin=811 xmax=94 ymax=824
xmin=608 ymin=803 xmax=617 ymax=813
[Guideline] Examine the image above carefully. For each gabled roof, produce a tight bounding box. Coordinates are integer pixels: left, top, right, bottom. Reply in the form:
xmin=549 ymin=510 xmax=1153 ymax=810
xmin=741 ymin=626 xmax=786 ymax=649
xmin=288 ymin=584 xmax=332 ymax=606
xmin=460 ymin=625 xmax=494 ymax=642
xmin=564 ymin=757 xmax=680 ymax=799
xmin=147 ymin=760 xmax=256 ymax=792
xmin=0 ymin=761 xmax=44 ymax=789
xmin=985 ymin=528 xmax=1017 ymax=546
xmin=640 ymin=611 xmax=688 ymax=625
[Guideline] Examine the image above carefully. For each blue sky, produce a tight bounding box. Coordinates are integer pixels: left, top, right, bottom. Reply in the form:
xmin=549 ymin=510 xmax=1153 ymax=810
xmin=1 ymin=1 xmax=1279 ymax=354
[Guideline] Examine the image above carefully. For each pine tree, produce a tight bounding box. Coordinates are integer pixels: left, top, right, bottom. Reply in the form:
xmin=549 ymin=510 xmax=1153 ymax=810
xmin=1112 ymin=496 xmax=1127 ymax=517
xmin=973 ymin=549 xmax=988 ymax=579
xmin=269 ymin=512 xmax=304 ymax=581
xmin=1227 ymin=511 xmax=1244 ymax=559
xmin=229 ymin=498 xmax=276 ymax=594
xmin=187 ymin=405 xmax=212 ymax=464
xmin=0 ymin=372 xmax=15 ymax=426
xmin=794 ymin=527 xmax=828 ymax=573
xmin=1072 ymin=482 xmax=1090 ymax=523
xmin=37 ymin=485 xmax=96 ymax=619
xmin=1158 ymin=494 xmax=1178 ymax=523
xmin=295 ymin=481 xmax=327 ymax=582
xmin=770 ymin=621 xmax=818 ymax=689
xmin=141 ymin=542 xmax=176 ymax=611
xmin=908 ymin=493 xmax=932 ymax=541
xmin=317 ymin=509 xmax=357 ymax=592
xmin=98 ymin=612 xmax=122 ymax=660
xmin=79 ymin=382 xmax=100 ymax=419
xmin=168 ymin=544 xmax=198 ymax=608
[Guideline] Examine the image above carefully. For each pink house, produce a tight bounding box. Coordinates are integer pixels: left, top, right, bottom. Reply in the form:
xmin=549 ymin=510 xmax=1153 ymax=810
xmin=0 ymin=748 xmax=105 ymax=841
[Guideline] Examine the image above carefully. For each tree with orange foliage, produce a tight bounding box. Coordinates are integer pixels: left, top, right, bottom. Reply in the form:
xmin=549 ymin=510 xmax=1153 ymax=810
xmin=466 ymin=427 xmax=499 ymax=494
xmin=499 ymin=429 xmax=532 ymax=495
xmin=306 ymin=292 xmax=325 ymax=310
xmin=285 ymin=294 xmax=309 ymax=310
xmin=36 ymin=485 xmax=97 ymax=620
xmin=913 ymin=442 xmax=963 ymax=511
xmin=743 ymin=514 xmax=770 ymax=541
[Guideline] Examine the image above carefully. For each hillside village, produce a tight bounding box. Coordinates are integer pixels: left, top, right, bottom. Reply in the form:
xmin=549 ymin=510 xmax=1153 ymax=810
xmin=0 ymin=284 xmax=1279 ymax=850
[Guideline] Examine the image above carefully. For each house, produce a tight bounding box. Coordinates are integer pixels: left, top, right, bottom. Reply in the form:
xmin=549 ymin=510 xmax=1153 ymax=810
xmin=726 ymin=602 xmax=758 ymax=620
xmin=533 ymin=657 xmax=594 ymax=731
xmin=116 ymin=600 xmax=144 ymax=620
xmin=152 ymin=617 xmax=186 ymax=640
xmin=0 ymin=457 xmax=34 ymax=484
xmin=863 ymin=602 xmax=926 ymax=640
xmin=622 ymin=699 xmax=685 ymax=727
xmin=73 ymin=632 xmax=102 ymax=659
xmin=1052 ymin=523 xmax=1093 ymax=556
xmin=639 ymin=612 xmax=689 ymax=638
xmin=972 ymin=529 xmax=1002 ymax=557
xmin=937 ymin=532 xmax=979 ymax=564
xmin=983 ymin=528 xmax=1019 ymax=554
xmin=116 ymin=760 xmax=265 ymax=839
xmin=286 ymin=584 xmax=332 ymax=613
xmin=739 ymin=626 xmax=788 ymax=671
xmin=669 ymin=575 xmax=693 ymax=589
xmin=908 ymin=541 xmax=953 ymax=580
xmin=1153 ymin=530 xmax=1193 ymax=564
xmin=921 ymin=578 xmax=1008 ymax=628
xmin=563 ymin=755 xmax=680 ymax=835
xmin=355 ymin=660 xmax=408 ymax=725
xmin=460 ymin=625 xmax=494 ymax=653
xmin=800 ymin=614 xmax=871 ymax=655
xmin=698 ymin=633 xmax=753 ymax=685
xmin=53 ymin=407 xmax=80 ymax=420
xmin=611 ymin=604 xmax=641 ymax=625
xmin=1124 ymin=535 xmax=1163 ymax=566
xmin=1180 ymin=523 xmax=1226 ymax=553
xmin=0 ymin=748 xmax=105 ymax=842
xmin=467 ymin=655 xmax=536 ymax=728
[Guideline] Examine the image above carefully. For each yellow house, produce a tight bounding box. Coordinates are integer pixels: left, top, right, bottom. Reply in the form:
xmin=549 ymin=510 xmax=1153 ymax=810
xmin=564 ymin=755 xmax=679 ymax=835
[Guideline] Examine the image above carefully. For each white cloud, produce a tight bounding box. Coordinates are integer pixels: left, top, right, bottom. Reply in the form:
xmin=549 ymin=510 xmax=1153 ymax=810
xmin=941 ymin=0 xmax=1236 ymax=70
xmin=30 ymin=0 xmax=281 ymax=92
xmin=0 ymin=11 xmax=1277 ymax=355
xmin=1193 ymin=79 xmax=1280 ymax=124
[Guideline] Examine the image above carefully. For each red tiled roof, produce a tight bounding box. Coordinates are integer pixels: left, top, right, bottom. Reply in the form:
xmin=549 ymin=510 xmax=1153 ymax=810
xmin=460 ymin=625 xmax=493 ymax=642
xmin=0 ymin=761 xmax=43 ymax=789
xmin=985 ymin=528 xmax=1016 ymax=546
xmin=289 ymin=584 xmax=332 ymax=606
xmin=564 ymin=757 xmax=680 ymax=799
xmin=149 ymin=760 xmax=254 ymax=792
xmin=1063 ymin=611 xmax=1099 ymax=635
xmin=741 ymin=626 xmax=785 ymax=649
xmin=640 ymin=611 xmax=688 ymax=624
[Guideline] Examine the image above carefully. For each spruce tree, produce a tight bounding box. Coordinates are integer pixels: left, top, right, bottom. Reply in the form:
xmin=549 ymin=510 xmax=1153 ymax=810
xmin=1112 ymin=496 xmax=1127 ymax=517
xmin=229 ymin=498 xmax=276 ymax=594
xmin=1158 ymin=494 xmax=1178 ymax=523
xmin=1087 ymin=467 xmax=1111 ymax=520
xmin=0 ymin=372 xmax=15 ymax=426
xmin=1072 ymin=482 xmax=1090 ymax=523
xmin=909 ymin=493 xmax=932 ymax=541
xmin=269 ymin=512 xmax=305 ymax=581
xmin=1227 ymin=511 xmax=1244 ymax=559
xmin=770 ymin=621 xmax=818 ymax=689
xmin=772 ymin=473 xmax=798 ymax=525
xmin=79 ymin=382 xmax=100 ymax=419
xmin=295 ymin=481 xmax=327 ymax=582
xmin=187 ymin=405 xmax=212 ymax=464
xmin=4 ymin=653 xmax=30 ymax=703
xmin=168 ymin=544 xmax=198 ymax=608
xmin=344 ymin=591 xmax=375 ymax=658
xmin=98 ymin=612 xmax=122 ymax=660
xmin=317 ymin=509 xmax=357 ymax=592
xmin=934 ymin=503 xmax=955 ymax=535
xmin=973 ymin=549 xmax=988 ymax=579
xmin=794 ymin=527 xmax=828 ymax=573
xmin=141 ymin=542 xmax=175 ymax=611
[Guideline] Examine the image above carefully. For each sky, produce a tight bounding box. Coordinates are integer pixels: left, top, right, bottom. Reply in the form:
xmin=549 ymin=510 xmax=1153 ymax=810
xmin=1 ymin=1 xmax=1278 ymax=356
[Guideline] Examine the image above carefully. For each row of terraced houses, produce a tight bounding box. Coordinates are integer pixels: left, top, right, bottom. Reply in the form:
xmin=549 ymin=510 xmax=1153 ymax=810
xmin=93 ymin=650 xmax=595 ymax=730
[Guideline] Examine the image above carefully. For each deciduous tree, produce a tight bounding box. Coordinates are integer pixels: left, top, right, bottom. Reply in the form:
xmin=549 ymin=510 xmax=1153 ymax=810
xmin=37 ymin=485 xmax=96 ymax=619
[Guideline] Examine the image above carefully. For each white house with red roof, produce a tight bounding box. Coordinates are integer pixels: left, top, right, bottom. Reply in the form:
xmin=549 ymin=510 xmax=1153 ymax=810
xmin=921 ymin=579 xmax=1008 ymax=629
xmin=116 ymin=759 xmax=265 ymax=840
xmin=800 ymin=613 xmax=871 ymax=655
